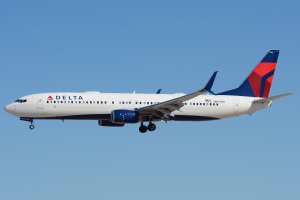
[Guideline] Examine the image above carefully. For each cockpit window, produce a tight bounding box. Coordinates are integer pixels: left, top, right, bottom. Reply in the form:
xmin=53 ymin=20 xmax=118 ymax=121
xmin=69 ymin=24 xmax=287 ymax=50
xmin=15 ymin=99 xmax=27 ymax=103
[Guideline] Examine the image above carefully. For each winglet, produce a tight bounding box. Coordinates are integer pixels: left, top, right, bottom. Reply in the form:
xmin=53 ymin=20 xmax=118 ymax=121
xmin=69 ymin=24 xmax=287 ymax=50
xmin=204 ymin=71 xmax=218 ymax=94
xmin=156 ymin=89 xmax=162 ymax=94
xmin=205 ymin=71 xmax=218 ymax=90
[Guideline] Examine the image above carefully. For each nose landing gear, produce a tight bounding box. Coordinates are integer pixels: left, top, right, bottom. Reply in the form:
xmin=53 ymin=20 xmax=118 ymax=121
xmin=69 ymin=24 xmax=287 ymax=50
xmin=20 ymin=118 xmax=35 ymax=130
xmin=29 ymin=124 xmax=35 ymax=130
xmin=29 ymin=120 xmax=35 ymax=130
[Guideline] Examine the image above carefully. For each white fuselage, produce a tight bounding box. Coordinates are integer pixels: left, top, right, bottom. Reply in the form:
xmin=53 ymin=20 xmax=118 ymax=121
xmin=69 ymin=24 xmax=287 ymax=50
xmin=4 ymin=91 xmax=270 ymax=121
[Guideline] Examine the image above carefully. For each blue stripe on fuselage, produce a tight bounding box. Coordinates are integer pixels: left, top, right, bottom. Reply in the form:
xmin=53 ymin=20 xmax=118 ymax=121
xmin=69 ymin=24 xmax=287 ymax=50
xmin=26 ymin=114 xmax=220 ymax=122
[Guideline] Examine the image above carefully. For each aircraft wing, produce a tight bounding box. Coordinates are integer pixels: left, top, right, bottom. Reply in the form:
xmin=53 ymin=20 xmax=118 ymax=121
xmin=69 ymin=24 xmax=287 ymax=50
xmin=137 ymin=71 xmax=218 ymax=119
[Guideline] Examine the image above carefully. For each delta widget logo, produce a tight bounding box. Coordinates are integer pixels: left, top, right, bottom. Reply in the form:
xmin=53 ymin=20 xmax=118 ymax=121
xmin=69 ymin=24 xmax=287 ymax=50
xmin=47 ymin=95 xmax=83 ymax=101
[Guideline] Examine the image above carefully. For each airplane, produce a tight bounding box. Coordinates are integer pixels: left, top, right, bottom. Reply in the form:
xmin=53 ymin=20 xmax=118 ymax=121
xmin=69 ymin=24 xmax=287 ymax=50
xmin=4 ymin=50 xmax=293 ymax=133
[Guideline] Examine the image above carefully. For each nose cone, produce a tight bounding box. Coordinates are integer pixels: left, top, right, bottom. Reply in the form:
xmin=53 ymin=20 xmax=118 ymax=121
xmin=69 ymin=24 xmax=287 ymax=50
xmin=4 ymin=104 xmax=14 ymax=114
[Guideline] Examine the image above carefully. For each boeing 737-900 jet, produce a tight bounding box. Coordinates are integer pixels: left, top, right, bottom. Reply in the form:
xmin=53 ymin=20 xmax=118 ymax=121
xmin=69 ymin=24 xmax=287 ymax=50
xmin=4 ymin=50 xmax=292 ymax=133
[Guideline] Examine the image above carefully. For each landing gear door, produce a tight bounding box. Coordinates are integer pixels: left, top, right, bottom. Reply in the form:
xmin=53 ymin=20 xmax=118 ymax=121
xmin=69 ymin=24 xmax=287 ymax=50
xmin=37 ymin=96 xmax=44 ymax=109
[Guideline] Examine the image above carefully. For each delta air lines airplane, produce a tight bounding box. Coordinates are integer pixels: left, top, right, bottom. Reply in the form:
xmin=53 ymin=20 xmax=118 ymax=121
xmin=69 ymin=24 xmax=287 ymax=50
xmin=4 ymin=50 xmax=292 ymax=133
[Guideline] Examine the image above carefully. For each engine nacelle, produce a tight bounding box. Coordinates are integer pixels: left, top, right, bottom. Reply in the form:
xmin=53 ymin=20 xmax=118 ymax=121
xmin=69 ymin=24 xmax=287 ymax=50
xmin=111 ymin=109 xmax=139 ymax=124
xmin=98 ymin=120 xmax=124 ymax=127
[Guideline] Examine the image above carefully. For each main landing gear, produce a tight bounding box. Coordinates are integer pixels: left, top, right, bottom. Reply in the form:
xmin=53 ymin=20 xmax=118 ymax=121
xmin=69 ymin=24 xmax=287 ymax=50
xmin=139 ymin=121 xmax=156 ymax=133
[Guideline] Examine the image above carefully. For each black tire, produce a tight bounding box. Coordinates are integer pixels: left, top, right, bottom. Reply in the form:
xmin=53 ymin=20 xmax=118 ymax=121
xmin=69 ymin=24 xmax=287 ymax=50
xmin=139 ymin=125 xmax=147 ymax=133
xmin=29 ymin=124 xmax=35 ymax=130
xmin=147 ymin=123 xmax=156 ymax=131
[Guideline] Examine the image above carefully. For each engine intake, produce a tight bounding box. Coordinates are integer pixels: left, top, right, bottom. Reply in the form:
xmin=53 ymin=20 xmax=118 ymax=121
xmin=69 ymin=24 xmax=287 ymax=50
xmin=111 ymin=109 xmax=139 ymax=124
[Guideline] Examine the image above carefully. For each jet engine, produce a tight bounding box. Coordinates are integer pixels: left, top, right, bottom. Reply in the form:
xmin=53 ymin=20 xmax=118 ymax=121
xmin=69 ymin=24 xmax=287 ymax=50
xmin=111 ymin=109 xmax=139 ymax=124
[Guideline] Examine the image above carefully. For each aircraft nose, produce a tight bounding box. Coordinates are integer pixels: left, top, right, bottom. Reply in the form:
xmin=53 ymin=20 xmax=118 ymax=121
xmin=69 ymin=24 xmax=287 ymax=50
xmin=4 ymin=104 xmax=13 ymax=114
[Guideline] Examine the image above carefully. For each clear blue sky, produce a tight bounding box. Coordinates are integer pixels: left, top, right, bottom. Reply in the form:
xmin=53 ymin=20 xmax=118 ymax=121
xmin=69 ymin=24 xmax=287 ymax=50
xmin=0 ymin=1 xmax=299 ymax=200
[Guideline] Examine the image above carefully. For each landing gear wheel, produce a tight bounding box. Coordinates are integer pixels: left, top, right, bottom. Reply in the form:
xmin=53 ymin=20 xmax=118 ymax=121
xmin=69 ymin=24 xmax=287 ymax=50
xmin=139 ymin=124 xmax=147 ymax=133
xmin=147 ymin=123 xmax=156 ymax=131
xmin=29 ymin=124 xmax=35 ymax=130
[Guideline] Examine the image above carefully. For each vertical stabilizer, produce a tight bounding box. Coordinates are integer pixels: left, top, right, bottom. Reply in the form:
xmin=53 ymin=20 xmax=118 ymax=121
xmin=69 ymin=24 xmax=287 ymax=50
xmin=218 ymin=50 xmax=279 ymax=98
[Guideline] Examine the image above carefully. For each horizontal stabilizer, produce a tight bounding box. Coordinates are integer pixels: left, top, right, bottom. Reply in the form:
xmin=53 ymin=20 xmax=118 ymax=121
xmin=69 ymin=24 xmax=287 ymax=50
xmin=253 ymin=92 xmax=293 ymax=103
